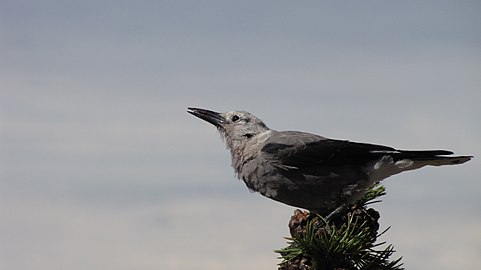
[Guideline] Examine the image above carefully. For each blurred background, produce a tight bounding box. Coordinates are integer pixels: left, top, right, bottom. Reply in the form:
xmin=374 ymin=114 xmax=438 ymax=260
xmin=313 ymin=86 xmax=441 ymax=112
xmin=1 ymin=1 xmax=480 ymax=269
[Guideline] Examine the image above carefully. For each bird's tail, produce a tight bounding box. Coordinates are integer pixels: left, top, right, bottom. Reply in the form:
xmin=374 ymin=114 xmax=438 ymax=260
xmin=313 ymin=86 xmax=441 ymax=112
xmin=398 ymin=150 xmax=472 ymax=167
xmin=368 ymin=150 xmax=471 ymax=182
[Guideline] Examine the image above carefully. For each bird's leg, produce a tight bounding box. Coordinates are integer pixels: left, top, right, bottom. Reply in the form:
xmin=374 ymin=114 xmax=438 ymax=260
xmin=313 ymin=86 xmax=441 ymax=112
xmin=311 ymin=204 xmax=347 ymax=232
xmin=324 ymin=204 xmax=347 ymax=221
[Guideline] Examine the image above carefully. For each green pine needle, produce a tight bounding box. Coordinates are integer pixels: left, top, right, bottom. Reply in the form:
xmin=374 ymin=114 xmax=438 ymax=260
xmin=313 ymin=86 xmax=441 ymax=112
xmin=360 ymin=184 xmax=386 ymax=206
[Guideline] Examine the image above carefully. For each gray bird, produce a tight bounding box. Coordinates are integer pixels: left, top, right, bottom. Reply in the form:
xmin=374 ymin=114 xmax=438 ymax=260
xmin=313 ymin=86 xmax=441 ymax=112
xmin=187 ymin=107 xmax=472 ymax=216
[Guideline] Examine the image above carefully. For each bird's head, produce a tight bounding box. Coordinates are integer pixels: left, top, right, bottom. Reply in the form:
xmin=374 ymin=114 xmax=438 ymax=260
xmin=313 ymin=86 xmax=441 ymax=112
xmin=187 ymin=107 xmax=269 ymax=148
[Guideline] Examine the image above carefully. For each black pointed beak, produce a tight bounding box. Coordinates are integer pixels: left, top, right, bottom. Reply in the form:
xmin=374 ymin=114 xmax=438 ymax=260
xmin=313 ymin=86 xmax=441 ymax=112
xmin=187 ymin=107 xmax=225 ymax=128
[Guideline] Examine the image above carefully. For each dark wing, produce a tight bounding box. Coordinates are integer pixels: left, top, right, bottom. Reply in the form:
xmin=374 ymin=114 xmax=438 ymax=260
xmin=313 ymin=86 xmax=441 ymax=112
xmin=261 ymin=131 xmax=453 ymax=168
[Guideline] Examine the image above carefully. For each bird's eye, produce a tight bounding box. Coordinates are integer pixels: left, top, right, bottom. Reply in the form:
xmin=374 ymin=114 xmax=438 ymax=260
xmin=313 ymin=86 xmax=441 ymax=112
xmin=231 ymin=115 xmax=240 ymax=122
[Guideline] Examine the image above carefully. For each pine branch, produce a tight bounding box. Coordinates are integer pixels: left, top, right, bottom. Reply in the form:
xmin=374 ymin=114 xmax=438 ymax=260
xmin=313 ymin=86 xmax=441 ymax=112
xmin=276 ymin=184 xmax=403 ymax=270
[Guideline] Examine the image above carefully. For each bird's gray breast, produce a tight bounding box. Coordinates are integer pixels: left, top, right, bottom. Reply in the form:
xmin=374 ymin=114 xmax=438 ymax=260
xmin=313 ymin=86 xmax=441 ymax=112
xmin=236 ymin=154 xmax=281 ymax=198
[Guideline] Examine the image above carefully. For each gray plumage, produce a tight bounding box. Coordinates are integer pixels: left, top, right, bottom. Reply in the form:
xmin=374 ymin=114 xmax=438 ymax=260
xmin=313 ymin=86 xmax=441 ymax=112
xmin=187 ymin=107 xmax=472 ymax=214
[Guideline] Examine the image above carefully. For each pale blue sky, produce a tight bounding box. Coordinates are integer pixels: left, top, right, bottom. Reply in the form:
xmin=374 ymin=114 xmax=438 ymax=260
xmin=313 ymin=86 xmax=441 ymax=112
xmin=1 ymin=1 xmax=480 ymax=269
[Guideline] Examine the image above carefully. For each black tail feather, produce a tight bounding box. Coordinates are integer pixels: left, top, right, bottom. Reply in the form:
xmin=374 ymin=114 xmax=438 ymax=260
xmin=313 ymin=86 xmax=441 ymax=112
xmin=398 ymin=149 xmax=454 ymax=157
xmin=393 ymin=150 xmax=472 ymax=165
